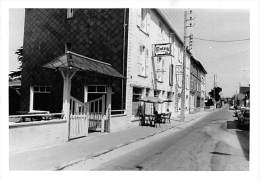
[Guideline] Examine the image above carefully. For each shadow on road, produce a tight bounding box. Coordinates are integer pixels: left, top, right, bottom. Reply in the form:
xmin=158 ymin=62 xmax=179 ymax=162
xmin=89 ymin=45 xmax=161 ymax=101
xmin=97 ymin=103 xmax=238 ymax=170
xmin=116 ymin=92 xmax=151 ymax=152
xmin=236 ymin=130 xmax=249 ymax=161
xmin=226 ymin=120 xmax=249 ymax=161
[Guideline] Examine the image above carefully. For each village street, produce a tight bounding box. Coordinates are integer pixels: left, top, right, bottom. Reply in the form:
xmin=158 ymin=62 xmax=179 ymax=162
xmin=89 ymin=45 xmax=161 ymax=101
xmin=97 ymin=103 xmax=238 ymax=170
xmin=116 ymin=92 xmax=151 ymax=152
xmin=66 ymin=106 xmax=249 ymax=171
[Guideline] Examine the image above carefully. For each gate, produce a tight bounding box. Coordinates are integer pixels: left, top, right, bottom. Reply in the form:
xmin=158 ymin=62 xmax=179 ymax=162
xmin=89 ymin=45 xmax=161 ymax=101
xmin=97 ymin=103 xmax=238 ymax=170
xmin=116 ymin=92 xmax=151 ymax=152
xmin=88 ymin=95 xmax=106 ymax=131
xmin=68 ymin=95 xmax=106 ymax=140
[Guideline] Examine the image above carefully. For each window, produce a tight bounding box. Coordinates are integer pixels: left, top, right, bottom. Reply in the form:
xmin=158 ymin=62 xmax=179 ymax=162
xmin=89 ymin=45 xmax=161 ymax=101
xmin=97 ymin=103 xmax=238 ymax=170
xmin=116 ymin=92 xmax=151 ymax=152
xmin=159 ymin=21 xmax=163 ymax=33
xmin=146 ymin=88 xmax=150 ymax=97
xmin=88 ymin=85 xmax=107 ymax=93
xmin=169 ymin=64 xmax=174 ymax=86
xmin=177 ymin=74 xmax=182 ymax=88
xmin=132 ymin=87 xmax=143 ymax=116
xmin=167 ymin=92 xmax=173 ymax=99
xmin=141 ymin=9 xmax=147 ymax=29
xmin=67 ymin=8 xmax=74 ymax=19
xmin=30 ymin=85 xmax=51 ymax=111
xmin=137 ymin=8 xmax=149 ymax=34
xmin=33 ymin=86 xmax=51 ymax=93
xmin=154 ymin=90 xmax=160 ymax=97
xmin=138 ymin=44 xmax=148 ymax=77
xmin=178 ymin=47 xmax=183 ymax=63
xmin=133 ymin=87 xmax=143 ymax=102
xmin=186 ymin=74 xmax=189 ymax=90
xmin=65 ymin=42 xmax=72 ymax=52
xmin=156 ymin=56 xmax=164 ymax=82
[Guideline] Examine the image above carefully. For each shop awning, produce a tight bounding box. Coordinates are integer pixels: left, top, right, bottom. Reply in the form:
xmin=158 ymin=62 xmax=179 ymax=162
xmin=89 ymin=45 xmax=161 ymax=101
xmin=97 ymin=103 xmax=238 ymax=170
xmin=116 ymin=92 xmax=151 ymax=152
xmin=43 ymin=51 xmax=124 ymax=78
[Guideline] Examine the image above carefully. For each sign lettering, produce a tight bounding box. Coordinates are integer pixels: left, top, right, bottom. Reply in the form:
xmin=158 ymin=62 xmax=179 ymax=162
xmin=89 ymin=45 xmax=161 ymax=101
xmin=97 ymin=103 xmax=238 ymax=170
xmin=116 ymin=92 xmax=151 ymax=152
xmin=154 ymin=43 xmax=172 ymax=56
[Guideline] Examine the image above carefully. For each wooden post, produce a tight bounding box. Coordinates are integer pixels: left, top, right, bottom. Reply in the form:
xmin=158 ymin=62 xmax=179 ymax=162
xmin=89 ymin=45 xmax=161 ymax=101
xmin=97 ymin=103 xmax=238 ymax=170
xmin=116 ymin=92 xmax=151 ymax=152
xmin=105 ymin=86 xmax=112 ymax=132
xmin=84 ymin=85 xmax=88 ymax=103
xmin=101 ymin=95 xmax=106 ymax=132
xmin=60 ymin=69 xmax=77 ymax=140
xmin=29 ymin=86 xmax=34 ymax=112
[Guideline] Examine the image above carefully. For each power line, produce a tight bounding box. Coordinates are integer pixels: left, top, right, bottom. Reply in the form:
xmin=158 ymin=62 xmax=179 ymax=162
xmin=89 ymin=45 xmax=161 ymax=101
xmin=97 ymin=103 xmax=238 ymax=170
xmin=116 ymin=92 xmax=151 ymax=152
xmin=194 ymin=37 xmax=250 ymax=43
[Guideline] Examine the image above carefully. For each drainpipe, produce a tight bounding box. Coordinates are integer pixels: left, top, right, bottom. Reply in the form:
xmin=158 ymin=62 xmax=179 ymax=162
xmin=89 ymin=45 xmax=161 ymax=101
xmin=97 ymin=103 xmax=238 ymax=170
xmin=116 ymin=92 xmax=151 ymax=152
xmin=121 ymin=8 xmax=127 ymax=110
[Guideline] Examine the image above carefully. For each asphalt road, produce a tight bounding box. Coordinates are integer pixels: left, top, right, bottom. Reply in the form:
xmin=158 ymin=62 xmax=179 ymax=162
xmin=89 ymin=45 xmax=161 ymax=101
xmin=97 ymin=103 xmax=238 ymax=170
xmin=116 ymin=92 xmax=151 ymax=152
xmin=95 ymin=107 xmax=249 ymax=171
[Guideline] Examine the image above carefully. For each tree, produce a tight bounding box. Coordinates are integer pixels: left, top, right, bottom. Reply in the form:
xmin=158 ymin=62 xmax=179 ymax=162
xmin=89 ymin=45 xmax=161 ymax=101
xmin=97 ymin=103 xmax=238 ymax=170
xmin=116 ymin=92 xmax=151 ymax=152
xmin=15 ymin=46 xmax=23 ymax=70
xmin=208 ymin=87 xmax=222 ymax=102
xmin=9 ymin=46 xmax=23 ymax=81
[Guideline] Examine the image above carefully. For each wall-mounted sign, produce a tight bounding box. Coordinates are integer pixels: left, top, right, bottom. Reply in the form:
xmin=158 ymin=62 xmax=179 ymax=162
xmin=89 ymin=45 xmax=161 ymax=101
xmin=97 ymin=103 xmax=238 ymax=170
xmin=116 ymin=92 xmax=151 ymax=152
xmin=153 ymin=43 xmax=172 ymax=56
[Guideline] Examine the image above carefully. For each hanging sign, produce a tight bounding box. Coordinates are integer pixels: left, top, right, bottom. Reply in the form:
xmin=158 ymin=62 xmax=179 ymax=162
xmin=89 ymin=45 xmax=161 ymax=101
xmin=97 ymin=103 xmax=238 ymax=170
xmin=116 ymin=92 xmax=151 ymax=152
xmin=154 ymin=43 xmax=172 ymax=56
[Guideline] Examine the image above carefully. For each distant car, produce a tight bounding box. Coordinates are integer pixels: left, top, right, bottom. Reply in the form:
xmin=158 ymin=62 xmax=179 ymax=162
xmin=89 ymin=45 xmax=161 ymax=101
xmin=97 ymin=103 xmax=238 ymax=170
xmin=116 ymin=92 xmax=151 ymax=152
xmin=229 ymin=105 xmax=235 ymax=110
xmin=238 ymin=107 xmax=250 ymax=129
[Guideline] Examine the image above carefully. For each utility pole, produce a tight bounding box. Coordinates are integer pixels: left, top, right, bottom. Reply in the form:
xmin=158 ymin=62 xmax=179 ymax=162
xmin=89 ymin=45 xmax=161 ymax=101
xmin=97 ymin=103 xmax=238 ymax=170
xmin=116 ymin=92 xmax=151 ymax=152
xmin=180 ymin=10 xmax=194 ymax=121
xmin=213 ymin=74 xmax=216 ymax=109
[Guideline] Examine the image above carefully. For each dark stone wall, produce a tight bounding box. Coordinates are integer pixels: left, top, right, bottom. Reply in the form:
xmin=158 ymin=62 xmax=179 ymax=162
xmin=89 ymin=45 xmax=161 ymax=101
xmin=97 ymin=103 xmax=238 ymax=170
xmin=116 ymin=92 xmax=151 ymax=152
xmin=21 ymin=8 xmax=128 ymax=112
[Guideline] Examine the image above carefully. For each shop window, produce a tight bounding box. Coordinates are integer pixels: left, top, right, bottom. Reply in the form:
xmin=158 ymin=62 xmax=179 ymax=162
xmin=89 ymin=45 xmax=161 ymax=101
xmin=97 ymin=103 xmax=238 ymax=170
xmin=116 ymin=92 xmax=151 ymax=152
xmin=132 ymin=87 xmax=143 ymax=116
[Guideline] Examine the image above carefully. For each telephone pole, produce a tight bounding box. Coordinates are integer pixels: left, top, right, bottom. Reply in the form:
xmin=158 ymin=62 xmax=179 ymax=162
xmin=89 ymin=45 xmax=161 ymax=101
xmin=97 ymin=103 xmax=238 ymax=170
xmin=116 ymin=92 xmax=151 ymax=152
xmin=180 ymin=10 xmax=194 ymax=121
xmin=213 ymin=74 xmax=216 ymax=109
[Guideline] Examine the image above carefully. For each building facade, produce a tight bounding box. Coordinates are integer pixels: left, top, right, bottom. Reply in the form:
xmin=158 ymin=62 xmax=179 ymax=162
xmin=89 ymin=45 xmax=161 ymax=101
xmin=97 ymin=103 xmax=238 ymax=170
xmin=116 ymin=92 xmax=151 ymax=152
xmin=189 ymin=56 xmax=207 ymax=112
xmin=20 ymin=8 xmax=206 ymax=130
xmin=21 ymin=9 xmax=128 ymax=114
xmin=125 ymin=9 xmax=192 ymax=120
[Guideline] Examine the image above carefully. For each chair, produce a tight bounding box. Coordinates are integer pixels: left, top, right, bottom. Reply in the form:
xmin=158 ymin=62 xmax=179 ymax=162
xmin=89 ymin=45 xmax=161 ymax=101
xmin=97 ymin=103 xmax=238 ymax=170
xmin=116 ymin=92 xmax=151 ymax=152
xmin=154 ymin=113 xmax=161 ymax=128
xmin=165 ymin=112 xmax=172 ymax=123
xmin=139 ymin=114 xmax=145 ymax=126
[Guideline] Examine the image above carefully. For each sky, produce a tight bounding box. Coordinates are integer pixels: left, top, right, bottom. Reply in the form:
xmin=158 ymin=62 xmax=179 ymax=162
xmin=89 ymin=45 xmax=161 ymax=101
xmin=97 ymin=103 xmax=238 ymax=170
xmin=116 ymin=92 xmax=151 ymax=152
xmin=9 ymin=8 xmax=25 ymax=72
xmin=9 ymin=8 xmax=250 ymax=97
xmin=162 ymin=9 xmax=250 ymax=97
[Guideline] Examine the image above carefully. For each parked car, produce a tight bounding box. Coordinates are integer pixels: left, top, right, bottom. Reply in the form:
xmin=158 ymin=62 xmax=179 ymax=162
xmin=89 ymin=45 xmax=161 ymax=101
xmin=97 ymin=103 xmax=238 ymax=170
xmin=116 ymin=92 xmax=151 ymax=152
xmin=238 ymin=107 xmax=250 ymax=129
xmin=229 ymin=105 xmax=235 ymax=110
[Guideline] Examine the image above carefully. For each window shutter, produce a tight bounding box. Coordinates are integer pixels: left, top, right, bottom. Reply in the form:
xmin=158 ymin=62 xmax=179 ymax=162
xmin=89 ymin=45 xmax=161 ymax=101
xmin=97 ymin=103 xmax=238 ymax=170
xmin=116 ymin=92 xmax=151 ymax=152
xmin=136 ymin=9 xmax=142 ymax=27
xmin=146 ymin=9 xmax=150 ymax=34
xmin=145 ymin=48 xmax=149 ymax=76
xmin=169 ymin=64 xmax=173 ymax=86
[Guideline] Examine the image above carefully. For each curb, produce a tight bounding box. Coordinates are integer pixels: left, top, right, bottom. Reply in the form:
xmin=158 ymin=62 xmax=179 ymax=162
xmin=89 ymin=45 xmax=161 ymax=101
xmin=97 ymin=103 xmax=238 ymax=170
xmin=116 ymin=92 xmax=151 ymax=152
xmin=55 ymin=111 xmax=211 ymax=170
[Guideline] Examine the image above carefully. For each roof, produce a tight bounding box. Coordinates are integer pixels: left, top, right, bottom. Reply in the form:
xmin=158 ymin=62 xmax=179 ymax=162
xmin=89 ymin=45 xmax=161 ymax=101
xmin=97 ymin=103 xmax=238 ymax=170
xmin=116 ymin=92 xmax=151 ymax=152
xmin=191 ymin=56 xmax=207 ymax=74
xmin=239 ymin=86 xmax=250 ymax=94
xmin=43 ymin=51 xmax=124 ymax=79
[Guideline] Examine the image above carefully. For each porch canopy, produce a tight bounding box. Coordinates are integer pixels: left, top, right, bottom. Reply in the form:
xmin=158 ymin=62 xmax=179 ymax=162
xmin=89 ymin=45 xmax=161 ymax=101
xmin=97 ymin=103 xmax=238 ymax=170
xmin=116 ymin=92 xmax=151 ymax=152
xmin=43 ymin=51 xmax=124 ymax=79
xmin=42 ymin=51 xmax=123 ymax=135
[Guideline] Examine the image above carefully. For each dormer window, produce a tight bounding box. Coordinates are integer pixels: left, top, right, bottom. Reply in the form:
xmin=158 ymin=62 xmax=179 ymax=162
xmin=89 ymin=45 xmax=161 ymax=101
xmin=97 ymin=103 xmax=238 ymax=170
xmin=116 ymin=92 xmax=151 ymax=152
xmin=67 ymin=8 xmax=74 ymax=19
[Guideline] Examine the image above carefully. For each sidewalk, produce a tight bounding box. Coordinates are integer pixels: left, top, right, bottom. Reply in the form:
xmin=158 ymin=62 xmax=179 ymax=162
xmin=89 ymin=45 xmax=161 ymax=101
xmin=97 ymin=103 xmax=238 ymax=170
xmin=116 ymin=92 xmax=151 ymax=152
xmin=10 ymin=110 xmax=212 ymax=170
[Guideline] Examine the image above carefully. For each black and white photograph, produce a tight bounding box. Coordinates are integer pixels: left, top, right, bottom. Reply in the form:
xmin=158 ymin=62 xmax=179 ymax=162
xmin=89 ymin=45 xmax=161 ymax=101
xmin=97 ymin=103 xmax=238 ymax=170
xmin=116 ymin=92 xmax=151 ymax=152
xmin=1 ymin=0 xmax=260 ymax=179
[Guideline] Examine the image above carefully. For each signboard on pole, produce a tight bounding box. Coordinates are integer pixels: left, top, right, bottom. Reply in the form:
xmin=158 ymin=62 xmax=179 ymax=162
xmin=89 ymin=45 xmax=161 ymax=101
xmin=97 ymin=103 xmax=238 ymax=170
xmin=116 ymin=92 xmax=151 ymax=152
xmin=153 ymin=43 xmax=172 ymax=56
